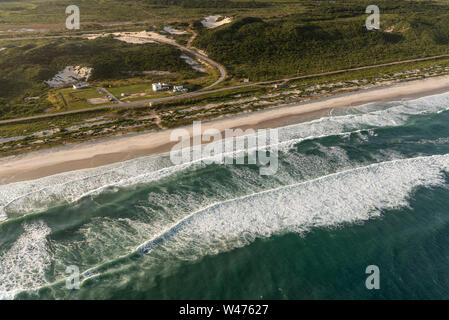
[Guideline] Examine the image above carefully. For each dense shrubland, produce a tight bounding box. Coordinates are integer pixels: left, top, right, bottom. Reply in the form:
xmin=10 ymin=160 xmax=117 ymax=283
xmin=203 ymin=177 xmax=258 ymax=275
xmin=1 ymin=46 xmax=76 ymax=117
xmin=193 ymin=0 xmax=449 ymax=80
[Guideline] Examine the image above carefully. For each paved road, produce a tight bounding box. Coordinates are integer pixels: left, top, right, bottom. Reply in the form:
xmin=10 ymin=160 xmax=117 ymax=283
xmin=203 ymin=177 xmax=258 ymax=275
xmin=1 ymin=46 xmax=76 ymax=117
xmin=184 ymin=29 xmax=227 ymax=90
xmin=171 ymin=42 xmax=227 ymax=89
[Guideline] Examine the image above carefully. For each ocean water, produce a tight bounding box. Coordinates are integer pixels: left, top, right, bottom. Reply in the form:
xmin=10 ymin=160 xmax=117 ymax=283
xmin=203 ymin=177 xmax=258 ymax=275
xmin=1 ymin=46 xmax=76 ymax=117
xmin=2 ymin=92 xmax=449 ymax=299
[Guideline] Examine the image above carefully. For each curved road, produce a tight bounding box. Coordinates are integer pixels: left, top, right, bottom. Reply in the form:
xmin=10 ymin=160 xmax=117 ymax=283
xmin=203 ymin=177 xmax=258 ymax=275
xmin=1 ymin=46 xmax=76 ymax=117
xmin=172 ymin=42 xmax=227 ymax=90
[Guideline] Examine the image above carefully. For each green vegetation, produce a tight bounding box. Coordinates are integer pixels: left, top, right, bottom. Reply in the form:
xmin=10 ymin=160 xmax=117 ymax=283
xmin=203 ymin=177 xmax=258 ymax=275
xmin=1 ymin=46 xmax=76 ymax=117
xmin=0 ymin=37 xmax=202 ymax=119
xmin=2 ymin=56 xmax=449 ymax=156
xmin=2 ymin=0 xmax=449 ymax=155
xmin=285 ymin=57 xmax=449 ymax=87
xmin=0 ymin=107 xmax=160 ymax=156
xmin=145 ymin=0 xmax=269 ymax=9
xmin=0 ymin=0 xmax=157 ymax=24
xmin=194 ymin=0 xmax=449 ymax=80
xmin=156 ymin=86 xmax=264 ymax=110
xmin=50 ymin=87 xmax=108 ymax=110
xmin=89 ymin=40 xmax=198 ymax=79
xmin=0 ymin=0 xmax=271 ymax=26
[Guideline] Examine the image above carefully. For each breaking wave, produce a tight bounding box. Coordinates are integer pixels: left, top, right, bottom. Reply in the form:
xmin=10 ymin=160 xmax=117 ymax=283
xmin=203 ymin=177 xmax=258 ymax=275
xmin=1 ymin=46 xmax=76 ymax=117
xmin=1 ymin=92 xmax=449 ymax=221
xmin=52 ymin=154 xmax=449 ymax=288
xmin=135 ymin=154 xmax=449 ymax=258
xmin=0 ymin=221 xmax=51 ymax=300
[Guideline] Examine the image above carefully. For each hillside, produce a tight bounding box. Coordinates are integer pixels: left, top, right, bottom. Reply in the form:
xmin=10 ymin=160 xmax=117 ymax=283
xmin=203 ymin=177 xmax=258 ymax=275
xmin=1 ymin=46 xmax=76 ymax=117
xmin=193 ymin=0 xmax=449 ymax=80
xmin=0 ymin=37 xmax=200 ymax=118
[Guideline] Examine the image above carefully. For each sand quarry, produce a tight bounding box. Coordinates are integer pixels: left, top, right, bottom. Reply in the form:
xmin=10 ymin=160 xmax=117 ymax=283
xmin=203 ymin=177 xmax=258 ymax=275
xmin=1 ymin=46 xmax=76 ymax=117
xmin=45 ymin=66 xmax=93 ymax=88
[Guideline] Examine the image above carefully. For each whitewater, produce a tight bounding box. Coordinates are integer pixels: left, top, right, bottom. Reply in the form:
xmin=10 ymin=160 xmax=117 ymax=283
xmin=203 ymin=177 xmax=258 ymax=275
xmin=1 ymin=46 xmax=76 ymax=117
xmin=2 ymin=91 xmax=449 ymax=299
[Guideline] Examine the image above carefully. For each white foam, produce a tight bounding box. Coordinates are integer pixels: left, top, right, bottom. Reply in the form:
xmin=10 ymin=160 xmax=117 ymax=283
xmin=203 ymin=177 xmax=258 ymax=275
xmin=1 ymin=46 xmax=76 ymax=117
xmin=275 ymin=91 xmax=449 ymax=149
xmin=1 ymin=91 xmax=449 ymax=220
xmin=0 ymin=155 xmax=176 ymax=218
xmin=6 ymin=154 xmax=449 ymax=297
xmin=137 ymin=154 xmax=449 ymax=259
xmin=0 ymin=221 xmax=51 ymax=300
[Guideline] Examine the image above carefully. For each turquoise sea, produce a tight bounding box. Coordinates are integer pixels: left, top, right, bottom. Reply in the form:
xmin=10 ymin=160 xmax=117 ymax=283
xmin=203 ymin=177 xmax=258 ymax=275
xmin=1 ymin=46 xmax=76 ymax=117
xmin=2 ymin=92 xmax=449 ymax=299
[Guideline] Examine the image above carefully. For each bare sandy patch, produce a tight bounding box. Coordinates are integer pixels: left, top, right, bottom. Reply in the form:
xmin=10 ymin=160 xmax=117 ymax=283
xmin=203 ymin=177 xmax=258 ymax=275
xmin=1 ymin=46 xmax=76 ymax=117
xmin=163 ymin=26 xmax=188 ymax=35
xmin=87 ymin=97 xmax=110 ymax=105
xmin=201 ymin=16 xmax=232 ymax=29
xmin=84 ymin=31 xmax=176 ymax=45
xmin=45 ymin=66 xmax=93 ymax=88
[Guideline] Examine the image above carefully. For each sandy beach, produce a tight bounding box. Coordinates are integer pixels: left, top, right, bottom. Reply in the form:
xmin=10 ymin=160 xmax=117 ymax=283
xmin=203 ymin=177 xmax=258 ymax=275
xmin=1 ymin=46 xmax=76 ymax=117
xmin=1 ymin=75 xmax=449 ymax=184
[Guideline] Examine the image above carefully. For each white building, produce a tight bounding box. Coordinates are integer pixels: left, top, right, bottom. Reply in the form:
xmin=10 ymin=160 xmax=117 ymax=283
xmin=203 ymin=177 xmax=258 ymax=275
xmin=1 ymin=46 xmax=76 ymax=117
xmin=173 ymin=85 xmax=188 ymax=93
xmin=152 ymin=82 xmax=170 ymax=92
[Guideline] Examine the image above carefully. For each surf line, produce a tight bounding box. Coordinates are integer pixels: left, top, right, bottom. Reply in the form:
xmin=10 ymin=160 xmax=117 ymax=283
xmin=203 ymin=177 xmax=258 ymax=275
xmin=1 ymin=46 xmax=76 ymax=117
xmin=135 ymin=153 xmax=449 ymax=254
xmin=13 ymin=153 xmax=449 ymax=298
xmin=0 ymin=124 xmax=366 ymax=224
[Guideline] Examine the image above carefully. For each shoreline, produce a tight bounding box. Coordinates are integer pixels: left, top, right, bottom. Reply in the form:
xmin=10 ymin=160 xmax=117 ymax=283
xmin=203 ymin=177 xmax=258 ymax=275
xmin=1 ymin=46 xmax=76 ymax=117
xmin=2 ymin=75 xmax=449 ymax=185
